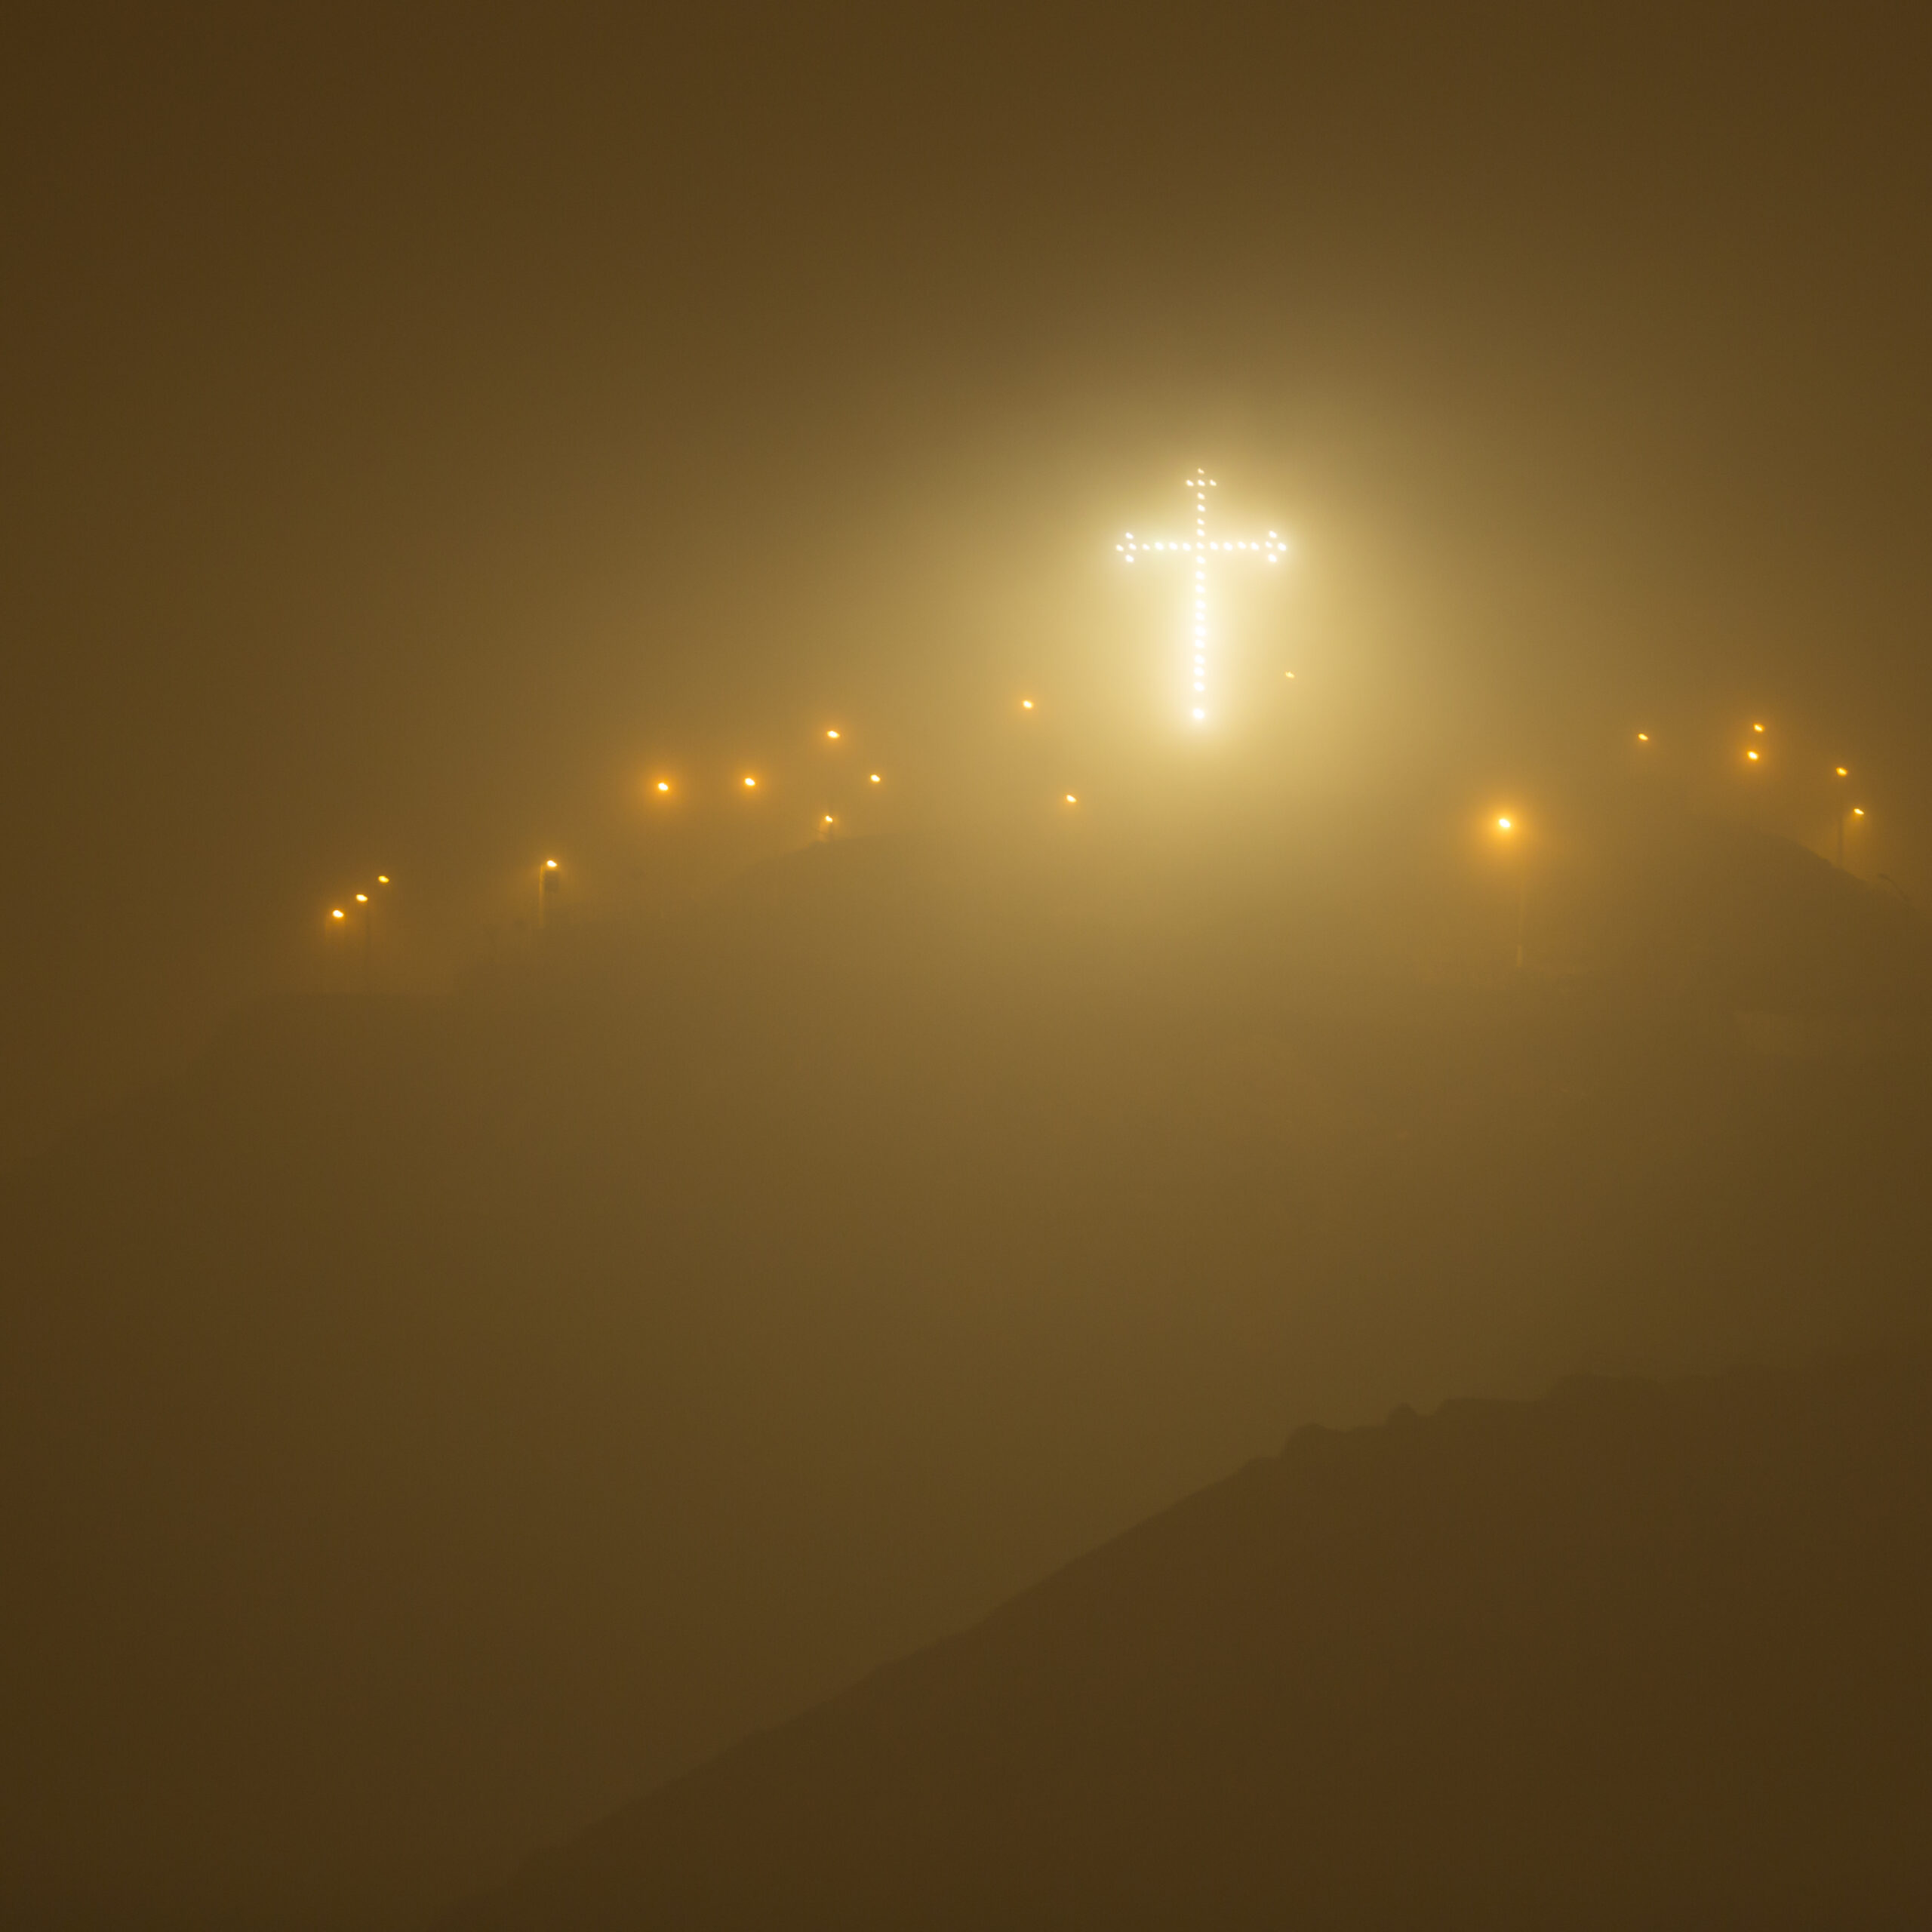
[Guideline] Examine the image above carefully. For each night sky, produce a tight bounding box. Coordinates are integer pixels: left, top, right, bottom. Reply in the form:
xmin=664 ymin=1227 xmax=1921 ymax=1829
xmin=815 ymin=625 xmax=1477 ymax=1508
xmin=4 ymin=6 xmax=1930 ymax=1154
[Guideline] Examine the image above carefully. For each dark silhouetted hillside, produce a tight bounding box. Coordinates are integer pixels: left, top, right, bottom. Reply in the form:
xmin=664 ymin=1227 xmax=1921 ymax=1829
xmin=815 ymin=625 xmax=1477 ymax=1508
xmin=2 ymin=811 xmax=1930 ymax=1927
xmin=450 ymin=1345 xmax=1932 ymax=1931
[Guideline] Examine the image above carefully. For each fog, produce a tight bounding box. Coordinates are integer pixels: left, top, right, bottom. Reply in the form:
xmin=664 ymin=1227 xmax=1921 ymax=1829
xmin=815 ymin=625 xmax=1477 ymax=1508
xmin=5 ymin=7 xmax=1932 ymax=1927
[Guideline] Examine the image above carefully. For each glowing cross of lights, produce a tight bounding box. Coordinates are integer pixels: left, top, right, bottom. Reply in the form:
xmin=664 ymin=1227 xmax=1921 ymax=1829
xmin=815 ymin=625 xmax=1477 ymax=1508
xmin=1116 ymin=469 xmax=1289 ymax=723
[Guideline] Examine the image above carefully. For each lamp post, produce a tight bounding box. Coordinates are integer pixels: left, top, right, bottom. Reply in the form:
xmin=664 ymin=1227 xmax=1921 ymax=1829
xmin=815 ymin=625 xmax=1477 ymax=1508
xmin=538 ymin=858 xmax=559 ymax=931
xmin=1496 ymin=816 xmax=1527 ymax=971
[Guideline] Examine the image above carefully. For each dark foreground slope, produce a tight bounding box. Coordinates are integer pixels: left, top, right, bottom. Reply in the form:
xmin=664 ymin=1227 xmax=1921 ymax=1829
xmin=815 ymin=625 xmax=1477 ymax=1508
xmin=452 ymin=1346 xmax=1932 ymax=1931
xmin=2 ymin=808 xmax=1930 ymax=1927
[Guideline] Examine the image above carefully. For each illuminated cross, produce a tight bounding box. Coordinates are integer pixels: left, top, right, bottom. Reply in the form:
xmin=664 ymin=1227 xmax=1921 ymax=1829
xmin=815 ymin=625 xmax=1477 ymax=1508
xmin=1116 ymin=469 xmax=1289 ymax=724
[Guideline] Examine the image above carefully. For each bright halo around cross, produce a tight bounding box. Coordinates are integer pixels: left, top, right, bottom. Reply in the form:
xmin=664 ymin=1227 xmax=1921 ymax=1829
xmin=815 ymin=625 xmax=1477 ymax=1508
xmin=1116 ymin=471 xmax=1287 ymax=723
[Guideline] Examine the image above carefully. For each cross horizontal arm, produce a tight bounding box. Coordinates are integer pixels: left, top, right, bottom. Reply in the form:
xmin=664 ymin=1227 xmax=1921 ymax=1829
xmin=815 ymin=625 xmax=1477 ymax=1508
xmin=1115 ymin=537 xmax=1292 ymax=556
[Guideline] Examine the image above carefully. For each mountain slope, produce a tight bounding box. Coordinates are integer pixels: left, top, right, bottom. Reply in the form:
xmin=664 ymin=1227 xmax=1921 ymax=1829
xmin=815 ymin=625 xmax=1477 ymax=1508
xmin=451 ymin=1346 xmax=1932 ymax=1930
xmin=2 ymin=813 xmax=1930 ymax=1927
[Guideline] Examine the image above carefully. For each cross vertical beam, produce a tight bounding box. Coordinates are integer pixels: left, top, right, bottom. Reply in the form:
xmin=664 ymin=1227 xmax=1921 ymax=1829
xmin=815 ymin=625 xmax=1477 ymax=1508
xmin=1117 ymin=469 xmax=1288 ymax=723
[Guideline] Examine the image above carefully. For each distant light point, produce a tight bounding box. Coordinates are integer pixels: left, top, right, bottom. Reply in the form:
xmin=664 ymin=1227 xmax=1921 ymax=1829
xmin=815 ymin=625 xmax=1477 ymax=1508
xmin=544 ymin=858 xmax=558 ymax=869
xmin=1064 ymin=793 xmax=1078 ymax=804
xmin=743 ymin=777 xmax=757 ymax=789
xmin=656 ymin=780 xmax=670 ymax=793
xmin=331 ymin=909 xmax=345 ymax=920
xmin=1752 ymin=721 xmax=1765 ymax=733
xmin=1836 ymin=765 xmax=1849 ymax=777
xmin=1636 ymin=732 xmax=1649 ymax=743
xmin=1497 ymin=817 xmax=1513 ymax=832
xmin=355 ymin=893 xmax=368 ymax=903
xmin=869 ymin=772 xmax=881 ymax=783
xmin=1746 ymin=749 xmax=1760 ymax=762
xmin=376 ymin=874 xmax=389 ymax=884
xmin=826 ymin=729 xmax=839 ymax=740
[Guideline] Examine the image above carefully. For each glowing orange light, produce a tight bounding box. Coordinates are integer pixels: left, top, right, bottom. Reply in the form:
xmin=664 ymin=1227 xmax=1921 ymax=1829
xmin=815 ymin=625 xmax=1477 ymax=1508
xmin=823 ymin=814 xmax=835 ymax=823
xmin=1753 ymin=722 xmax=1764 ymax=732
xmin=1636 ymin=732 xmax=1649 ymax=743
xmin=1497 ymin=817 xmax=1512 ymax=832
xmin=376 ymin=874 xmax=389 ymax=884
xmin=1854 ymin=807 xmax=1866 ymax=817
xmin=1021 ymin=700 xmax=1034 ymax=710
xmin=355 ymin=893 xmax=368 ymax=903
xmin=1835 ymin=766 xmax=1849 ymax=777
xmin=826 ymin=729 xmax=840 ymax=740
xmin=1747 ymin=750 xmax=1759 ymax=762
xmin=1064 ymin=793 xmax=1078 ymax=804
xmin=869 ymin=773 xmax=881 ymax=783
xmin=331 ymin=909 xmax=344 ymax=920
xmin=743 ymin=777 xmax=756 ymax=789
xmin=656 ymin=780 xmax=670 ymax=793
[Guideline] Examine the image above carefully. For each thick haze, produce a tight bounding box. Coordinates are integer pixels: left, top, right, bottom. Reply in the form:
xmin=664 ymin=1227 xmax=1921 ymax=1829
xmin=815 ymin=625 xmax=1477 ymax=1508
xmin=9 ymin=14 xmax=1932 ymax=1928
xmin=4 ymin=3 xmax=1931 ymax=1149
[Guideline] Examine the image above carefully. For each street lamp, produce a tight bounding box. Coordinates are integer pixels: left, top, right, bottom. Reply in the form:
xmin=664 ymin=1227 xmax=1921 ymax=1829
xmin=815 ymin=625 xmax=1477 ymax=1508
xmin=538 ymin=858 xmax=559 ymax=930
xmin=1840 ymin=805 xmax=1866 ymax=870
xmin=1495 ymin=815 xmax=1527 ymax=970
